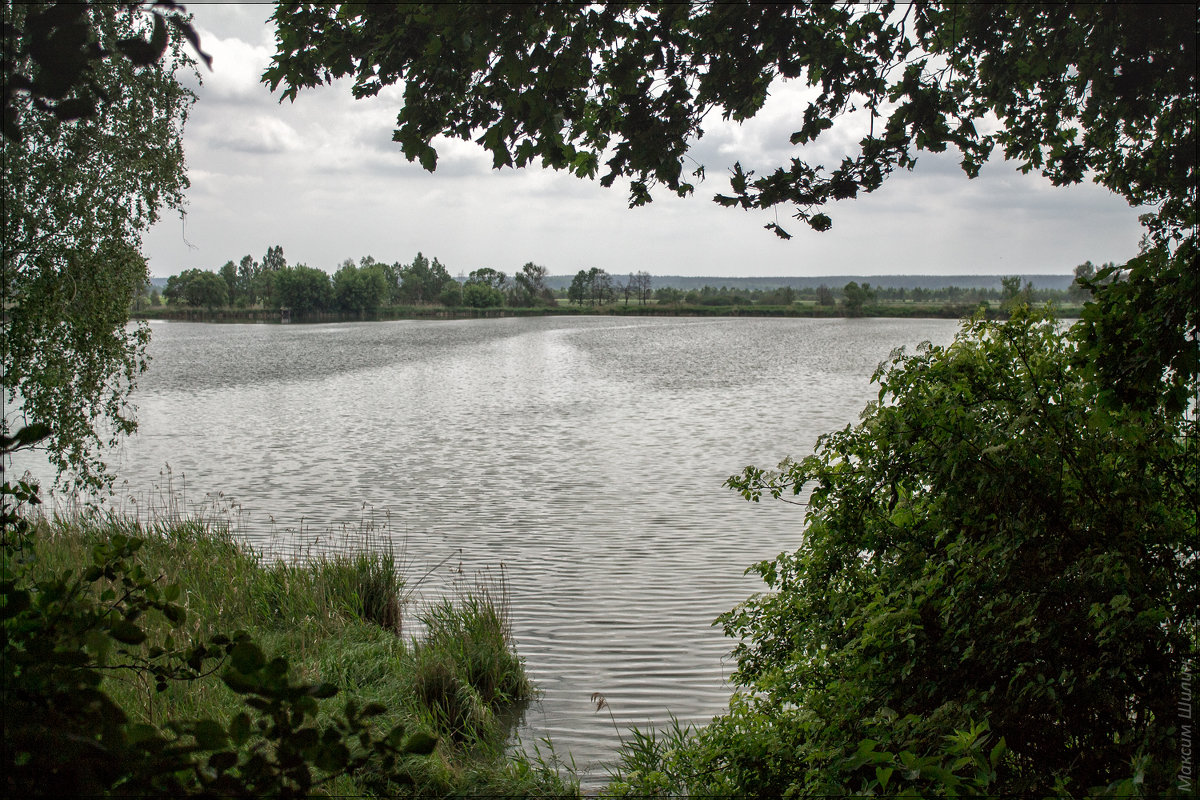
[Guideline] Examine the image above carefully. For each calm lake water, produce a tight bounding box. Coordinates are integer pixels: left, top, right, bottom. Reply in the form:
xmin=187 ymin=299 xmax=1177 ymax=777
xmin=12 ymin=315 xmax=960 ymax=782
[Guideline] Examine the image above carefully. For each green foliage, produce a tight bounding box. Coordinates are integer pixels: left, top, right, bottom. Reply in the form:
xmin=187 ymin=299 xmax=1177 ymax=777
xmin=467 ymin=267 xmax=508 ymax=292
xmin=717 ymin=311 xmax=1196 ymax=795
xmin=512 ymin=261 xmax=552 ymax=307
xmin=629 ymin=271 xmax=653 ymax=305
xmin=1068 ymin=261 xmax=1097 ymax=303
xmin=262 ymin=244 xmax=287 ymax=273
xmin=1079 ymin=241 xmax=1200 ymax=413
xmin=438 ymin=280 xmax=463 ymax=308
xmin=462 ymin=281 xmax=505 ymax=309
xmin=256 ymin=549 xmax=403 ymax=635
xmin=2 ymin=1 xmax=196 ymax=492
xmin=3 ymin=452 xmax=571 ymax=796
xmin=461 ymin=267 xmax=510 ymax=308
xmin=1 ymin=1 xmax=210 ymax=141
xmin=275 ymin=264 xmax=335 ymax=314
xmin=603 ymin=311 xmax=1195 ymax=797
xmin=999 ymin=275 xmax=1034 ymax=313
xmin=604 ymin=701 xmax=1008 ymax=799
xmin=332 ymin=259 xmax=387 ymax=315
xmin=164 ymin=267 xmax=228 ymax=308
xmin=236 ymin=254 xmax=258 ymax=304
xmin=565 ymin=267 xmax=615 ymax=308
xmin=601 ymin=716 xmax=698 ymax=798
xmin=398 ymin=251 xmax=453 ymax=305
xmin=411 ymin=578 xmax=531 ymax=746
xmin=2 ymin=244 xmax=152 ymax=491
xmin=264 ymin=4 xmax=1192 ymax=232
xmin=567 ymin=270 xmax=589 ymax=307
xmin=218 ymin=259 xmax=240 ymax=305
xmin=841 ymin=281 xmax=874 ymax=315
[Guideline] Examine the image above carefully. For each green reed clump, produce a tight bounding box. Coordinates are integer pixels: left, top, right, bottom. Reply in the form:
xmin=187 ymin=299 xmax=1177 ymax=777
xmin=601 ymin=717 xmax=700 ymax=798
xmin=410 ymin=646 xmax=492 ymax=742
xmin=314 ymin=548 xmax=404 ymax=633
xmin=251 ymin=548 xmax=403 ymax=635
xmin=408 ymin=570 xmax=533 ymax=747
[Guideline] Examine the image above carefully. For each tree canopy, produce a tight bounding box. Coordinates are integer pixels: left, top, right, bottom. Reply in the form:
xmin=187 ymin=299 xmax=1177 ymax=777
xmin=268 ymin=3 xmax=1190 ymax=228
xmin=267 ymin=3 xmax=1192 ymax=227
xmin=165 ymin=268 xmax=228 ymax=309
xmin=2 ymin=1 xmax=200 ymax=491
xmin=1 ymin=1 xmax=209 ymax=142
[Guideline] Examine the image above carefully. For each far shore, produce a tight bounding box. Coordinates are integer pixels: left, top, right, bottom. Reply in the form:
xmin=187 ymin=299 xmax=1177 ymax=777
xmin=132 ymin=301 xmax=1082 ymax=324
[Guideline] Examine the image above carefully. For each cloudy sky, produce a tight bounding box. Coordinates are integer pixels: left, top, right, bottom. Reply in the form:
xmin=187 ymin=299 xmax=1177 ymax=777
xmin=142 ymin=3 xmax=1148 ymax=280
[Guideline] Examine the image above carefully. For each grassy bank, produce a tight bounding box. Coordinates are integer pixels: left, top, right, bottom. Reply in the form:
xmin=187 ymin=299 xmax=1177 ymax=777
xmin=11 ymin=512 xmax=578 ymax=797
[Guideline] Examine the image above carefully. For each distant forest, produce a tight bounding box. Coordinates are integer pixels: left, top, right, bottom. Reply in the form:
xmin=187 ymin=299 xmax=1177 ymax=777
xmin=141 ymin=245 xmax=1101 ymax=317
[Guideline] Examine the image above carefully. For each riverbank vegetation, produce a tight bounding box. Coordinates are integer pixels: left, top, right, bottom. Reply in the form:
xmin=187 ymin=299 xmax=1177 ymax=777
xmin=0 ymin=481 xmax=578 ymax=797
xmin=139 ymin=252 xmax=1093 ymax=323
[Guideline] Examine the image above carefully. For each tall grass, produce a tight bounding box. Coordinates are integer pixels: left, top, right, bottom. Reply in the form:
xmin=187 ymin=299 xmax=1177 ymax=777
xmin=21 ymin=506 xmax=577 ymax=797
xmin=253 ymin=548 xmax=404 ymax=634
xmin=411 ymin=567 xmax=532 ymax=746
xmin=600 ymin=716 xmax=701 ymax=798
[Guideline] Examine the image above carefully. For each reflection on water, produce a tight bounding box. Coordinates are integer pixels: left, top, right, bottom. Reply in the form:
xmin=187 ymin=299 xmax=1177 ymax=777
xmin=9 ymin=315 xmax=960 ymax=783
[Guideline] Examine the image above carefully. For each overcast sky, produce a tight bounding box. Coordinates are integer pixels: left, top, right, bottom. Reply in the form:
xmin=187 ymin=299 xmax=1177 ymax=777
xmin=142 ymin=3 xmax=1148 ymax=279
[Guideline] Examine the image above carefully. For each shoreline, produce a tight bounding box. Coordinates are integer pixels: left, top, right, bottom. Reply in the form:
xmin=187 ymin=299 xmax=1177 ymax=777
xmin=132 ymin=301 xmax=1082 ymax=325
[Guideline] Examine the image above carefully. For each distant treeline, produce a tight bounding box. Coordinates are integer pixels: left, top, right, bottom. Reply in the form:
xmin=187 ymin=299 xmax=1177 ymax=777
xmin=140 ymin=246 xmax=1108 ymax=319
xmin=643 ymin=277 xmax=1089 ymax=311
xmin=139 ymin=247 xmax=557 ymax=315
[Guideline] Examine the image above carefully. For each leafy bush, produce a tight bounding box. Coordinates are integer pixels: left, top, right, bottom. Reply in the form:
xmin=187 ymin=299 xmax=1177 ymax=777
xmin=604 ymin=699 xmax=1007 ymax=798
xmin=715 ymin=309 xmax=1197 ymax=795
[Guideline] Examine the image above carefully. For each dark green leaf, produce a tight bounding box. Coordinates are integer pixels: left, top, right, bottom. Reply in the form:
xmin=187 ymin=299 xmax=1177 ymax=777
xmin=403 ymin=731 xmax=438 ymax=755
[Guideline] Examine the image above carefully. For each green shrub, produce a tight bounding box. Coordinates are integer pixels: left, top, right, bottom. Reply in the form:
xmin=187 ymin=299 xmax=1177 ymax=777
xmin=715 ymin=310 xmax=1196 ymax=795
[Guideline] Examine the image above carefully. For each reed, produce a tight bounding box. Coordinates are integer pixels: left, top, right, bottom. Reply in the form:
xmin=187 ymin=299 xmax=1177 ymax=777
xmin=409 ymin=567 xmax=532 ymax=747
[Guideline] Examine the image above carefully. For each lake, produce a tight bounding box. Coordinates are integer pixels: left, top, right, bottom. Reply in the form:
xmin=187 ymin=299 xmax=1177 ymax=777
xmin=10 ymin=314 xmax=961 ymax=783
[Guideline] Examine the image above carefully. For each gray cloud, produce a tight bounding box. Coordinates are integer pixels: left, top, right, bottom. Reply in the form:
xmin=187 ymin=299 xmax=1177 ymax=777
xmin=208 ymin=115 xmax=302 ymax=154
